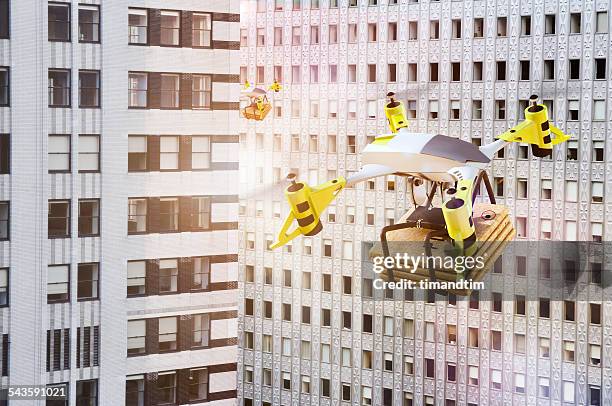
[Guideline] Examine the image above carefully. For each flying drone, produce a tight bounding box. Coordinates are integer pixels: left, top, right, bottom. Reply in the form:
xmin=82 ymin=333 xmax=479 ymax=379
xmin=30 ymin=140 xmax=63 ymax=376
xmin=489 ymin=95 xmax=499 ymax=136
xmin=270 ymin=93 xmax=570 ymax=255
xmin=240 ymin=79 xmax=283 ymax=121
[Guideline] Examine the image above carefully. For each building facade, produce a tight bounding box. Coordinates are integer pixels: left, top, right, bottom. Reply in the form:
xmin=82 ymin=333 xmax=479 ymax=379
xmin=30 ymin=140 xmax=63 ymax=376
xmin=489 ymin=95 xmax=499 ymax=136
xmin=0 ymin=0 xmax=239 ymax=405
xmin=239 ymin=0 xmax=611 ymax=405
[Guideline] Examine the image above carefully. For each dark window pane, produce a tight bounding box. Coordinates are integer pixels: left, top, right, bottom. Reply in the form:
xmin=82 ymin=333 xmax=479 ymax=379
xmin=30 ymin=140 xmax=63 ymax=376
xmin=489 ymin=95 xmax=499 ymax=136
xmin=78 ymin=6 xmax=100 ymax=42
xmin=49 ymin=70 xmax=71 ymax=107
xmin=0 ymin=68 xmax=8 ymax=106
xmin=0 ymin=0 xmax=8 ymax=39
xmin=49 ymin=201 xmax=70 ymax=237
xmin=76 ymin=380 xmax=98 ymax=406
xmin=79 ymin=71 xmax=100 ymax=107
xmin=49 ymin=4 xmax=70 ymax=41
xmin=79 ymin=200 xmax=99 ymax=236
xmin=77 ymin=263 xmax=99 ymax=300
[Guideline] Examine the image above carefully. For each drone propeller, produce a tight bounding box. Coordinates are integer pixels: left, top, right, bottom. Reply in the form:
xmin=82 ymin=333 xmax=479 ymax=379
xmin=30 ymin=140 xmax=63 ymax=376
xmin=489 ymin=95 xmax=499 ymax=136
xmin=240 ymin=172 xmax=296 ymax=200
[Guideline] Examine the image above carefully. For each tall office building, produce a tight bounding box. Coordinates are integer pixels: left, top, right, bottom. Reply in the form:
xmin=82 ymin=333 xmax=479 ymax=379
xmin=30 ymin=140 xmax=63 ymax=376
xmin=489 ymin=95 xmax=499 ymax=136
xmin=0 ymin=1 xmax=239 ymax=405
xmin=239 ymin=1 xmax=611 ymax=405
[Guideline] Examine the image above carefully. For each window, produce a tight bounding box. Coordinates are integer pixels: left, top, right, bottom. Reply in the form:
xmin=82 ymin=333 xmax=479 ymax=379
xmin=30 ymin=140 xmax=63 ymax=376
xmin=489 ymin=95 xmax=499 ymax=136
xmin=348 ymin=24 xmax=357 ymax=42
xmin=590 ymin=344 xmax=601 ymax=366
xmin=538 ymin=337 xmax=550 ymax=358
xmin=514 ymin=61 xmax=529 ymax=82
xmin=468 ymin=366 xmax=479 ymax=385
xmin=256 ymin=28 xmax=265 ymax=46
xmin=545 ymin=14 xmax=556 ymax=34
xmin=0 ymin=268 xmax=6 ymax=306
xmin=0 ymin=68 xmax=7 ymax=106
xmin=590 ymin=303 xmax=601 ymax=324
xmin=48 ymin=135 xmax=70 ymax=173
xmin=473 ymin=17 xmax=484 ymax=37
xmin=79 ymin=5 xmax=100 ymax=43
xmin=473 ymin=61 xmax=483 ymax=81
xmin=0 ymin=0 xmax=7 ymax=39
xmin=539 ymin=377 xmax=550 ymax=398
xmin=450 ymin=100 xmax=460 ymax=119
xmin=159 ymin=198 xmax=179 ymax=232
xmin=192 ymin=314 xmax=210 ymax=348
xmin=78 ymin=70 xmax=100 ymax=108
xmin=191 ymin=197 xmax=211 ymax=230
xmin=368 ymin=23 xmax=377 ymax=42
xmin=76 ymin=380 xmax=97 ymax=406
xmin=48 ymin=3 xmax=70 ymax=42
xmin=160 ymin=10 xmax=180 ymax=46
xmin=188 ymin=136 xmax=211 ymax=170
xmin=77 ymin=134 xmax=100 ymax=172
xmin=495 ymin=100 xmax=506 ymax=119
xmin=520 ymin=15 xmax=531 ymax=35
xmin=452 ymin=19 xmax=461 ymax=38
xmin=128 ymin=136 xmax=147 ymax=171
xmin=329 ymin=24 xmax=338 ymax=43
xmin=429 ymin=100 xmax=438 ymax=119
xmin=408 ymin=21 xmax=418 ymax=40
xmin=274 ymin=27 xmax=283 ymax=45
xmin=158 ymin=316 xmax=178 ymax=351
xmin=187 ymin=368 xmax=208 ymax=401
xmin=388 ymin=22 xmax=397 ymax=41
xmin=368 ymin=64 xmax=376 ymax=82
xmin=128 ymin=9 xmax=148 ymax=44
xmin=75 ymin=263 xmax=99 ymax=301
xmin=189 ymin=75 xmax=212 ymax=110
xmin=49 ymin=69 xmax=71 ymax=107
xmin=430 ymin=63 xmax=438 ymax=81
xmin=425 ymin=358 xmax=435 ymax=378
xmin=497 ymin=16 xmax=507 ymax=36
xmin=157 ymin=372 xmax=176 ymax=404
xmin=128 ymin=73 xmax=148 ymax=108
xmin=78 ymin=199 xmax=99 ymax=237
xmin=190 ymin=13 xmax=212 ymax=48
xmin=564 ymin=381 xmax=575 ymax=403
xmin=451 ymin=62 xmax=461 ymax=81
xmin=292 ymin=26 xmax=301 ymax=45
xmin=161 ymin=74 xmax=180 ymax=108
xmin=159 ymin=136 xmax=179 ymax=170
xmin=126 ymin=261 xmax=146 ymax=297
xmin=158 ymin=258 xmax=178 ymax=293
xmin=570 ymin=13 xmax=581 ymax=33
xmin=497 ymin=61 xmax=506 ymax=80
xmin=48 ymin=265 xmax=69 ymax=303
xmin=49 ymin=200 xmax=70 ymax=238
xmin=595 ymin=58 xmax=606 ymax=79
xmin=592 ymin=181 xmax=604 ymax=203
xmin=472 ymin=100 xmax=482 ymax=119
xmin=597 ymin=11 xmax=608 ymax=33
xmin=127 ymin=319 xmax=146 ymax=356
xmin=430 ymin=20 xmax=439 ymax=39
xmin=593 ymin=100 xmax=605 ymax=121
xmin=126 ymin=375 xmax=145 ymax=406
xmin=127 ymin=198 xmax=147 ymax=234
xmin=592 ymin=141 xmax=605 ymax=162
xmin=569 ymin=59 xmax=580 ymax=80
xmin=311 ymin=25 xmax=320 ymax=44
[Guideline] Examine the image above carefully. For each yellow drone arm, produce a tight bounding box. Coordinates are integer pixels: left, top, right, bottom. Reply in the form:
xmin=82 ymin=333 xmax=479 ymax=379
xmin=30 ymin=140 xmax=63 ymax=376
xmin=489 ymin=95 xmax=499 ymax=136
xmin=310 ymin=178 xmax=346 ymax=214
xmin=549 ymin=123 xmax=570 ymax=145
xmin=497 ymin=101 xmax=570 ymax=157
xmin=496 ymin=119 xmax=536 ymax=143
xmin=270 ymin=177 xmax=347 ymax=249
xmin=269 ymin=212 xmax=302 ymax=249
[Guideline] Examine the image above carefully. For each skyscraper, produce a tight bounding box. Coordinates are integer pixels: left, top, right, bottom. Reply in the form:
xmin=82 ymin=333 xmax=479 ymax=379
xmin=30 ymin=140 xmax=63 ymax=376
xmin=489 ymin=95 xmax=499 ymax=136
xmin=239 ymin=1 xmax=611 ymax=404
xmin=1 ymin=1 xmax=239 ymax=404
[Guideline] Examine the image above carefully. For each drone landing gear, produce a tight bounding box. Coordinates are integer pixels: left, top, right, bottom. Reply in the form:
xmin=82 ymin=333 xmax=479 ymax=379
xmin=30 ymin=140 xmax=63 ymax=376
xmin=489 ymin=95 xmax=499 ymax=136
xmin=380 ymin=171 xmax=496 ymax=282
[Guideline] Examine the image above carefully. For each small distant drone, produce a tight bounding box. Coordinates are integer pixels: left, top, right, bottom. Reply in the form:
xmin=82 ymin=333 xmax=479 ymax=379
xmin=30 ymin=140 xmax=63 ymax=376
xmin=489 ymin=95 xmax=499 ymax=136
xmin=240 ymin=79 xmax=282 ymax=121
xmin=270 ymin=93 xmax=570 ymax=253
